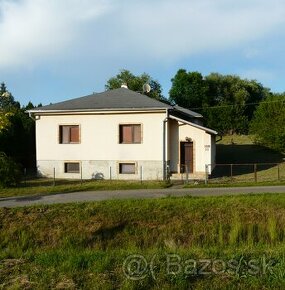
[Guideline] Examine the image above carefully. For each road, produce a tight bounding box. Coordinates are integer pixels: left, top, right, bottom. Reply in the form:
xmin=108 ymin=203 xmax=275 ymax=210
xmin=0 ymin=185 xmax=284 ymax=208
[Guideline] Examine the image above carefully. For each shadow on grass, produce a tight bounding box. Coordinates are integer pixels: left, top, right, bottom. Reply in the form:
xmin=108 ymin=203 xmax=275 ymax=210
xmin=212 ymin=144 xmax=285 ymax=178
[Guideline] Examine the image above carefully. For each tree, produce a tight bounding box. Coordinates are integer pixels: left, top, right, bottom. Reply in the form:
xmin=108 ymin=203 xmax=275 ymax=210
xmin=0 ymin=111 xmax=12 ymax=132
xmin=0 ymin=83 xmax=36 ymax=170
xmin=169 ymin=69 xmax=269 ymax=134
xmin=105 ymin=69 xmax=164 ymax=100
xmin=0 ymin=82 xmax=19 ymax=109
xmin=169 ymin=69 xmax=208 ymax=110
xmin=250 ymin=94 xmax=285 ymax=152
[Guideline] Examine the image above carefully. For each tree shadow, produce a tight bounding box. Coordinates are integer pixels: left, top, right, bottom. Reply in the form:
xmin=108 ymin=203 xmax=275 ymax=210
xmin=212 ymin=144 xmax=285 ymax=178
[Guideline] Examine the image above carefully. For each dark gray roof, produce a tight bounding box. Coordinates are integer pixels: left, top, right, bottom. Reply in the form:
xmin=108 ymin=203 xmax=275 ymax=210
xmin=27 ymin=88 xmax=203 ymax=119
xmin=172 ymin=105 xmax=203 ymax=118
xmin=29 ymin=88 xmax=171 ymax=111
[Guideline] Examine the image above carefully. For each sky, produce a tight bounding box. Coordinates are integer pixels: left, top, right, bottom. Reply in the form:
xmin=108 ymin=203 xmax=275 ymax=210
xmin=1 ymin=0 xmax=285 ymax=106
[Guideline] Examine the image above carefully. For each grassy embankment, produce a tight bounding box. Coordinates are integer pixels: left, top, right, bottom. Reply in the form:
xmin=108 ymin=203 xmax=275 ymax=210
xmin=0 ymin=179 xmax=169 ymax=198
xmin=209 ymin=134 xmax=285 ymax=184
xmin=1 ymin=194 xmax=285 ymax=289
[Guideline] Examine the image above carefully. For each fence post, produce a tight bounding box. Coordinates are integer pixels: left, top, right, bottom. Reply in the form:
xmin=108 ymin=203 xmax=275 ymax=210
xmin=254 ymin=164 xmax=257 ymax=182
xmin=80 ymin=164 xmax=83 ymax=185
xmin=230 ymin=164 xmax=233 ymax=181
xmin=205 ymin=164 xmax=208 ymax=185
xmin=53 ymin=167 xmax=56 ymax=186
xmin=185 ymin=165 xmax=189 ymax=184
xmin=278 ymin=164 xmax=280 ymax=181
xmin=140 ymin=166 xmax=143 ymax=184
xmin=109 ymin=166 xmax=112 ymax=180
xmin=24 ymin=168 xmax=27 ymax=186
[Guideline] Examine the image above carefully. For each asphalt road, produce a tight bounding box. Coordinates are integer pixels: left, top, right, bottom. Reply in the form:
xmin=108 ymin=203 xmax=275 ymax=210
xmin=0 ymin=185 xmax=284 ymax=208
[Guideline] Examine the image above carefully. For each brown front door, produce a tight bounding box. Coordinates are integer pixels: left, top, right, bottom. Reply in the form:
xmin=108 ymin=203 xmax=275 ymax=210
xmin=180 ymin=142 xmax=193 ymax=173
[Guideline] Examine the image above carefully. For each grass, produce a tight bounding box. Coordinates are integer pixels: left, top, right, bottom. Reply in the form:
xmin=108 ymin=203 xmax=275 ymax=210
xmin=1 ymin=194 xmax=285 ymax=289
xmin=211 ymin=134 xmax=285 ymax=184
xmin=0 ymin=179 xmax=169 ymax=198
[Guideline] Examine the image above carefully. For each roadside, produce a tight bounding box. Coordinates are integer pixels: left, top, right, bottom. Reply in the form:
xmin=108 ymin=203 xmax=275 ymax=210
xmin=0 ymin=185 xmax=284 ymax=208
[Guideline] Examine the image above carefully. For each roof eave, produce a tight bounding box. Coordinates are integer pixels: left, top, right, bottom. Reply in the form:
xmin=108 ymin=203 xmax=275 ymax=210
xmin=26 ymin=107 xmax=169 ymax=114
xmin=169 ymin=114 xmax=218 ymax=135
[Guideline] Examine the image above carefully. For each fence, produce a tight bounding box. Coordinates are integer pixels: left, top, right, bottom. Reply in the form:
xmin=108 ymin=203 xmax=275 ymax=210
xmin=208 ymin=162 xmax=285 ymax=184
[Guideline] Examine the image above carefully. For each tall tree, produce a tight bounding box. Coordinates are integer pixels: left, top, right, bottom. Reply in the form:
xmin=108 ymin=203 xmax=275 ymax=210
xmin=0 ymin=82 xmax=19 ymax=109
xmin=250 ymin=93 xmax=285 ymax=152
xmin=169 ymin=69 xmax=208 ymax=110
xmin=169 ymin=70 xmax=269 ymax=134
xmin=105 ymin=69 xmax=164 ymax=101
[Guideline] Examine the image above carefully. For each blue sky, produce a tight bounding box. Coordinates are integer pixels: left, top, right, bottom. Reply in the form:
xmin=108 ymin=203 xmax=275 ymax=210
xmin=1 ymin=0 xmax=285 ymax=106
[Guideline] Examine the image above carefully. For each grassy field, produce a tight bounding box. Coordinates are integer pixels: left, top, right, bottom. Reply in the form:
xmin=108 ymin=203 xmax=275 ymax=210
xmin=0 ymin=179 xmax=169 ymax=198
xmin=211 ymin=135 xmax=285 ymax=183
xmin=1 ymin=194 xmax=285 ymax=289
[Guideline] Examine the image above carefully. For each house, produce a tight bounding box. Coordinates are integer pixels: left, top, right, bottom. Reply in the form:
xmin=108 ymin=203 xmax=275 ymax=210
xmin=27 ymin=87 xmax=217 ymax=181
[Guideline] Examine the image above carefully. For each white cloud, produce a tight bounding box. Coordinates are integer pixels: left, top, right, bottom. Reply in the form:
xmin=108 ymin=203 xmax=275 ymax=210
xmin=0 ymin=0 xmax=285 ymax=69
xmin=0 ymin=0 xmax=111 ymax=68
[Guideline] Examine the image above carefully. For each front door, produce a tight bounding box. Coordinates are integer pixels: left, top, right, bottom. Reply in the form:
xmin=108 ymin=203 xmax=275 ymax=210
xmin=180 ymin=142 xmax=193 ymax=173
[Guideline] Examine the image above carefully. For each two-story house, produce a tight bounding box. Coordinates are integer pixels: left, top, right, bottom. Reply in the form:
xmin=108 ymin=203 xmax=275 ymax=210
xmin=27 ymin=87 xmax=217 ymax=180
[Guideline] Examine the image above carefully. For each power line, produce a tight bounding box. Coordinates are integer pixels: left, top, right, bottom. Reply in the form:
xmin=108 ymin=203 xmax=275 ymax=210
xmin=190 ymin=99 xmax=285 ymax=111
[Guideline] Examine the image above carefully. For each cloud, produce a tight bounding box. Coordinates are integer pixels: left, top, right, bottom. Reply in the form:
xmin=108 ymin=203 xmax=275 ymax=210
xmin=0 ymin=0 xmax=111 ymax=68
xmin=0 ymin=0 xmax=285 ymax=70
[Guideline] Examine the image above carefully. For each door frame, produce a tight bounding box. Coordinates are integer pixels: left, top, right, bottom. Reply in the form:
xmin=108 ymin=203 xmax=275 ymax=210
xmin=180 ymin=141 xmax=194 ymax=173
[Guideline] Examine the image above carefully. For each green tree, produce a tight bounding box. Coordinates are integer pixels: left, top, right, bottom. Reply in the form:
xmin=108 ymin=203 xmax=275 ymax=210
xmin=250 ymin=94 xmax=285 ymax=152
xmin=0 ymin=82 xmax=19 ymax=109
xmin=169 ymin=70 xmax=269 ymax=134
xmin=169 ymin=69 xmax=208 ymax=110
xmin=105 ymin=69 xmax=164 ymax=100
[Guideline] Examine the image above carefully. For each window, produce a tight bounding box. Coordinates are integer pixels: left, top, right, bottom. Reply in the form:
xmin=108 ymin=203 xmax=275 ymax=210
xmin=64 ymin=162 xmax=80 ymax=173
xmin=119 ymin=124 xmax=141 ymax=144
xmin=119 ymin=163 xmax=136 ymax=174
xmin=59 ymin=125 xmax=79 ymax=144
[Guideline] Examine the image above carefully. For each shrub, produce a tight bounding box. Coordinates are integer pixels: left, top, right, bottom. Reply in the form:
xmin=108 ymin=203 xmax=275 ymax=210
xmin=0 ymin=152 xmax=22 ymax=187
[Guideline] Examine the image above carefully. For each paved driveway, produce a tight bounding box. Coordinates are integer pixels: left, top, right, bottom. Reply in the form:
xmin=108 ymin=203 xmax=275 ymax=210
xmin=0 ymin=185 xmax=284 ymax=208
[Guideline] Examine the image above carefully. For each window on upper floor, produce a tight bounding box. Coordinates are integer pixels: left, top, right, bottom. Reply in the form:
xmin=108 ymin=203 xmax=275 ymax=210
xmin=119 ymin=124 xmax=141 ymax=144
xmin=59 ymin=125 xmax=80 ymax=144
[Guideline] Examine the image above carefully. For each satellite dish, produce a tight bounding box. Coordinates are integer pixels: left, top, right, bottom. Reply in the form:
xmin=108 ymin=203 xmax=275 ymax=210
xmin=142 ymin=83 xmax=151 ymax=93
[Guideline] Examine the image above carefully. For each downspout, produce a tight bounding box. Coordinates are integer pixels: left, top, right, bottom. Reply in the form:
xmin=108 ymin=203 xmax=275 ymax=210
xmin=163 ymin=109 xmax=169 ymax=181
xmin=28 ymin=112 xmax=36 ymax=121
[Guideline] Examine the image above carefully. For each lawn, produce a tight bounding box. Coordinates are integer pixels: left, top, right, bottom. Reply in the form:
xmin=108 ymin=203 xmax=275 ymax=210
xmin=1 ymin=194 xmax=285 ymax=289
xmin=0 ymin=178 xmax=169 ymax=198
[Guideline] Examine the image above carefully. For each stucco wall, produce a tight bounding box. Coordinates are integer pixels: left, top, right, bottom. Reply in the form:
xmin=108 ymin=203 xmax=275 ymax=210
xmin=36 ymin=111 xmax=166 ymax=180
xmin=178 ymin=123 xmax=213 ymax=174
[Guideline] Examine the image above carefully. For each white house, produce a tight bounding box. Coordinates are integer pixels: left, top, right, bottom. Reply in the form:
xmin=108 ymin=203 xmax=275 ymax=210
xmin=27 ymin=87 xmax=217 ymax=181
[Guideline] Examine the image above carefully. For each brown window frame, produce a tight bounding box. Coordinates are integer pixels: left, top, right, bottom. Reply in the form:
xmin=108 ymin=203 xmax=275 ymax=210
xmin=64 ymin=162 xmax=80 ymax=173
xmin=119 ymin=124 xmax=142 ymax=144
xmin=119 ymin=162 xmax=136 ymax=174
xmin=59 ymin=125 xmax=80 ymax=144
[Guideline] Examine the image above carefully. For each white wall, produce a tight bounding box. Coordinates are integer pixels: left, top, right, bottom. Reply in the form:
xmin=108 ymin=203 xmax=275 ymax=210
xmin=36 ymin=111 xmax=166 ymax=179
xmin=178 ymin=123 xmax=213 ymax=174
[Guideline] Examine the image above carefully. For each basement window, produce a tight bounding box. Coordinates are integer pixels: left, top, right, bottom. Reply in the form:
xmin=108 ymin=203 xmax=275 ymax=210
xmin=119 ymin=124 xmax=141 ymax=144
xmin=59 ymin=125 xmax=80 ymax=144
xmin=119 ymin=163 xmax=136 ymax=174
xmin=64 ymin=162 xmax=80 ymax=173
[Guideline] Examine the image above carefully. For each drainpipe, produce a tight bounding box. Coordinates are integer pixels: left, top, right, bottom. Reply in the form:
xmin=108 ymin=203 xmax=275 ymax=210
xmin=163 ymin=109 xmax=169 ymax=181
xmin=28 ymin=112 xmax=36 ymax=121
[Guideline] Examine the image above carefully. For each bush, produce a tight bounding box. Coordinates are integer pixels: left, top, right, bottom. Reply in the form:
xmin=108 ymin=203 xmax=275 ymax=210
xmin=0 ymin=152 xmax=22 ymax=187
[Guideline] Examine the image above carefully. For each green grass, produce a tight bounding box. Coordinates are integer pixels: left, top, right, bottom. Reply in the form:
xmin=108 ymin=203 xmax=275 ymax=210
xmin=1 ymin=194 xmax=285 ymax=289
xmin=211 ymin=134 xmax=285 ymax=184
xmin=0 ymin=179 xmax=169 ymax=198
